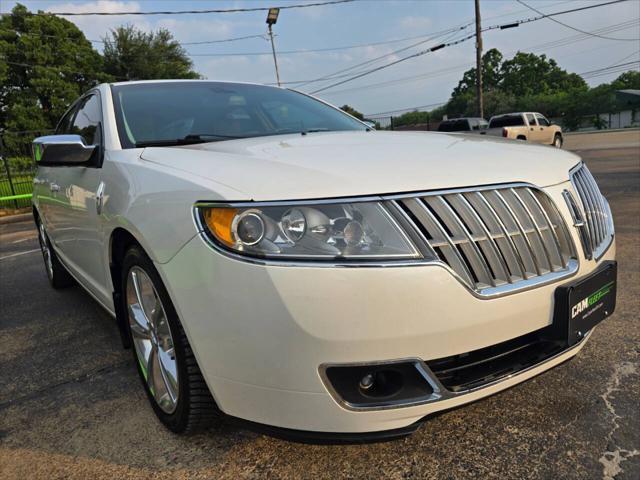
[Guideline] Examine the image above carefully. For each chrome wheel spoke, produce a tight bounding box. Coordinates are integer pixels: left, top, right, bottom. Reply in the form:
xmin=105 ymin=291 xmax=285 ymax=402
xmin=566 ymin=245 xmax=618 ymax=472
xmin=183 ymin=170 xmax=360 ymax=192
xmin=126 ymin=266 xmax=179 ymax=414
xmin=130 ymin=321 xmax=151 ymax=341
xmin=158 ymin=348 xmax=179 ymax=403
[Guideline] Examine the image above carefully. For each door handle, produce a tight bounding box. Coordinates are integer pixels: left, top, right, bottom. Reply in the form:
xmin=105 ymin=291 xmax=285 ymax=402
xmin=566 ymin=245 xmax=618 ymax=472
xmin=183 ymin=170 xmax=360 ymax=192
xmin=50 ymin=183 xmax=60 ymax=192
xmin=540 ymin=128 xmax=544 ymax=131
xmin=96 ymin=181 xmax=106 ymax=215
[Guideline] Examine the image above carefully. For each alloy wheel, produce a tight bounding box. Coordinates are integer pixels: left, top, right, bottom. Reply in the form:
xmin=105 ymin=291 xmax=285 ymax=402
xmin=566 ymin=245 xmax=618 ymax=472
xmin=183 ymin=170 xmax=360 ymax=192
xmin=126 ymin=266 xmax=179 ymax=413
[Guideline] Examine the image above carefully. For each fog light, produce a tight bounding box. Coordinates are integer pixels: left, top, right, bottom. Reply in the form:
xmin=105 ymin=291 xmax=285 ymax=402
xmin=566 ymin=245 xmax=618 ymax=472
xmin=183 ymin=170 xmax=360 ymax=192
xmin=359 ymin=373 xmax=375 ymax=391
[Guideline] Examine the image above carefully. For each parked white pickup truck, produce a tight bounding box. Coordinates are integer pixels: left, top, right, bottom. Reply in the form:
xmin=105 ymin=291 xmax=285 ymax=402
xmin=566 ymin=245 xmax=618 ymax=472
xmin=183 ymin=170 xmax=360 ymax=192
xmin=486 ymin=112 xmax=563 ymax=148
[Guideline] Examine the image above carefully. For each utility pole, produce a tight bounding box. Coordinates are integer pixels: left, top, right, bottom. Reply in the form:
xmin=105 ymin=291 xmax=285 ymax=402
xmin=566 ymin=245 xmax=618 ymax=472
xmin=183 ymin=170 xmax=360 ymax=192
xmin=475 ymin=0 xmax=484 ymax=118
xmin=266 ymin=8 xmax=281 ymax=86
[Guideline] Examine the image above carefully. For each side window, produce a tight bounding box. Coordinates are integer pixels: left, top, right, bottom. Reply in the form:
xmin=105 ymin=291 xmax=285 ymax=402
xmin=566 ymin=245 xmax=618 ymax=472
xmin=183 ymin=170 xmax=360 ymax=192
xmin=56 ymin=107 xmax=77 ymax=134
xmin=526 ymin=113 xmax=537 ymax=126
xmin=536 ymin=114 xmax=550 ymax=127
xmin=70 ymin=94 xmax=102 ymax=146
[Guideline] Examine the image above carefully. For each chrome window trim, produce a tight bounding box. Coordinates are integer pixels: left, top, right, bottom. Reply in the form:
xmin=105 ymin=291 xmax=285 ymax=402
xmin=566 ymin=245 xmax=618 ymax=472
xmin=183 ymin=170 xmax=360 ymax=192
xmin=193 ymin=181 xmax=580 ymax=299
xmin=318 ymin=331 xmax=591 ymax=412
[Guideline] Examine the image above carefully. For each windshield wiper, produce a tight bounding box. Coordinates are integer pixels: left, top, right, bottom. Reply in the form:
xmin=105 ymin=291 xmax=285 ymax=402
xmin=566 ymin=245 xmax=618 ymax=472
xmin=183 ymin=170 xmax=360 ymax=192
xmin=300 ymin=128 xmax=330 ymax=135
xmin=135 ymin=133 xmax=245 ymax=148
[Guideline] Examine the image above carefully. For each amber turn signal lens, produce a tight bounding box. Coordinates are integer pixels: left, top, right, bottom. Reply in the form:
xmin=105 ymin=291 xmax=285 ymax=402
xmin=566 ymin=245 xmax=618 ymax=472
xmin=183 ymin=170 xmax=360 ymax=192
xmin=202 ymin=208 xmax=237 ymax=247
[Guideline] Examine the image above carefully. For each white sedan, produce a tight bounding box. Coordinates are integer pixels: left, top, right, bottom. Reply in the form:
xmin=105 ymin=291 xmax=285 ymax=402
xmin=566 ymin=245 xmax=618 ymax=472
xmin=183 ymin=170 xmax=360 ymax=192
xmin=32 ymin=80 xmax=616 ymax=441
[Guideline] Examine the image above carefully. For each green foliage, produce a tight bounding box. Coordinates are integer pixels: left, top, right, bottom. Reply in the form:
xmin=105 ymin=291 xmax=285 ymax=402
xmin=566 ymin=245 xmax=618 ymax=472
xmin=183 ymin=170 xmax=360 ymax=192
xmin=0 ymin=3 xmax=110 ymax=141
xmin=399 ymin=48 xmax=636 ymax=131
xmin=103 ymin=25 xmax=200 ymax=81
xmin=392 ymin=110 xmax=431 ymax=128
xmin=339 ymin=104 xmax=364 ymax=120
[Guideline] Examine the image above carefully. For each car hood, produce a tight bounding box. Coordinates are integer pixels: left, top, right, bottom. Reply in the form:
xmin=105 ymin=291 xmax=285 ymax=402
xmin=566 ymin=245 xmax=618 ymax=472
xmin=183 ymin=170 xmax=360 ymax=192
xmin=139 ymin=131 xmax=580 ymax=201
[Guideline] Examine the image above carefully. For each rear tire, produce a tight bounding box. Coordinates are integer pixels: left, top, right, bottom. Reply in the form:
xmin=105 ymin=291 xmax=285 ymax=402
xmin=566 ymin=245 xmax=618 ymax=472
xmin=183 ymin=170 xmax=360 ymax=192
xmin=553 ymin=134 xmax=563 ymax=148
xmin=121 ymin=245 xmax=218 ymax=433
xmin=37 ymin=219 xmax=75 ymax=289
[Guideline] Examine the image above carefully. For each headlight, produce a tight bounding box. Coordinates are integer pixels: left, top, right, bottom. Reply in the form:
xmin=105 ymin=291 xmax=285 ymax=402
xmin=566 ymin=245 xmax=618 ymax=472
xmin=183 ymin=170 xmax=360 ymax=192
xmin=196 ymin=201 xmax=422 ymax=261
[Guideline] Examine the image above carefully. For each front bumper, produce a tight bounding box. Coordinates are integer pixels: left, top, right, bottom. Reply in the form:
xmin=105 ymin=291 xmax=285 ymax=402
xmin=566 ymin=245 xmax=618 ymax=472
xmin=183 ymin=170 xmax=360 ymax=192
xmin=155 ymin=183 xmax=615 ymax=435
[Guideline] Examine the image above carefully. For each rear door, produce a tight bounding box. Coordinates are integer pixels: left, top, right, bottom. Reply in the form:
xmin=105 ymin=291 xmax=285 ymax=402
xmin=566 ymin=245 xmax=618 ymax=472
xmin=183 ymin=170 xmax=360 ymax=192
xmin=58 ymin=92 xmax=111 ymax=303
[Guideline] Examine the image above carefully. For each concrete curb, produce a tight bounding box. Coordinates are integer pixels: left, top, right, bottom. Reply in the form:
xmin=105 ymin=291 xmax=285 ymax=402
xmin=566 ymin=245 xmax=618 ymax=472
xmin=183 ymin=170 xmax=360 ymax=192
xmin=0 ymin=213 xmax=32 ymax=225
xmin=565 ymin=128 xmax=640 ymax=136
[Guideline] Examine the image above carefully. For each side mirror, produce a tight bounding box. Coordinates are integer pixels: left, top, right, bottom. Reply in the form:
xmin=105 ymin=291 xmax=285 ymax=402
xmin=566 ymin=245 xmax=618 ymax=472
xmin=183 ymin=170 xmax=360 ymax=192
xmin=32 ymin=135 xmax=97 ymax=166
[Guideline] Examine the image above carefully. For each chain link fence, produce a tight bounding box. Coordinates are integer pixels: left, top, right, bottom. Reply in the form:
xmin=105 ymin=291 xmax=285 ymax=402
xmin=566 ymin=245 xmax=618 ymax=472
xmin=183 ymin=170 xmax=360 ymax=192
xmin=0 ymin=130 xmax=51 ymax=210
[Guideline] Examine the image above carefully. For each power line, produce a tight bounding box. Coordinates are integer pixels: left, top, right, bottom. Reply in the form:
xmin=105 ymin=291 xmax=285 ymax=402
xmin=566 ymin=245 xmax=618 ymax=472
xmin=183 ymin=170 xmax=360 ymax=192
xmin=319 ymin=20 xmax=639 ymax=96
xmin=310 ymin=0 xmax=634 ymax=95
xmin=291 ymin=24 xmax=472 ymax=88
xmin=366 ymin=102 xmax=446 ymax=118
xmin=579 ymin=60 xmax=640 ymax=76
xmin=310 ymin=32 xmax=478 ymax=94
xmin=182 ymin=34 xmax=269 ymax=46
xmin=0 ymin=59 xmax=129 ymax=80
xmin=604 ymin=49 xmax=640 ymax=68
xmin=187 ymin=29 xmax=474 ymax=57
xmin=42 ymin=0 xmax=357 ymax=16
xmin=0 ymin=28 xmax=270 ymax=46
xmin=516 ymin=0 xmax=639 ymax=41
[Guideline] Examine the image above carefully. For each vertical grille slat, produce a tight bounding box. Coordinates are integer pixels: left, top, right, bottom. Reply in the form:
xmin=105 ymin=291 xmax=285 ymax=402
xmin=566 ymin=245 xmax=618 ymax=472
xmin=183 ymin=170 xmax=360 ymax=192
xmin=426 ymin=196 xmax=496 ymax=287
xmin=396 ymin=184 xmax=577 ymax=295
xmin=402 ymin=197 xmax=476 ymax=288
xmin=490 ymin=190 xmax=542 ymax=276
xmin=584 ymin=167 xmax=608 ymax=245
xmin=569 ymin=164 xmax=614 ymax=260
xmin=522 ymin=188 xmax=567 ymax=269
xmin=450 ymin=193 xmax=512 ymax=284
xmin=509 ymin=188 xmax=555 ymax=273
xmin=470 ymin=191 xmax=528 ymax=281
xmin=575 ymin=169 xmax=601 ymax=248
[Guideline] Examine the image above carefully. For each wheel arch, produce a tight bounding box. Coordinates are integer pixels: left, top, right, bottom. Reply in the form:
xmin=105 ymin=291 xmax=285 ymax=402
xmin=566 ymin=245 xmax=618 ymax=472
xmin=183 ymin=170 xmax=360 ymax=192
xmin=109 ymin=227 xmax=142 ymax=349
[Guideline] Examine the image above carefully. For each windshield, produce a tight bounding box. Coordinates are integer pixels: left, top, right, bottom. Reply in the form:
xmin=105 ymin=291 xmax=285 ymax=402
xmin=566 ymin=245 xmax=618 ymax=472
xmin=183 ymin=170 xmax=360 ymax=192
xmin=111 ymin=82 xmax=367 ymax=148
xmin=489 ymin=114 xmax=524 ymax=128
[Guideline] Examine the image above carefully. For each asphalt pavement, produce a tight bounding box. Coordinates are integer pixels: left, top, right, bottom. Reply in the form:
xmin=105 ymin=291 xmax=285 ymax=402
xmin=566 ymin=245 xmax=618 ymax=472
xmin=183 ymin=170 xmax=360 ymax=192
xmin=1 ymin=137 xmax=638 ymax=479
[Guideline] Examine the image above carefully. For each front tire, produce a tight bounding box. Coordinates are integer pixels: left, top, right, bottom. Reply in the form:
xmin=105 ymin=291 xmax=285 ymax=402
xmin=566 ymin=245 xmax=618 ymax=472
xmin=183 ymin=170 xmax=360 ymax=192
xmin=121 ymin=245 xmax=218 ymax=433
xmin=37 ymin=219 xmax=75 ymax=289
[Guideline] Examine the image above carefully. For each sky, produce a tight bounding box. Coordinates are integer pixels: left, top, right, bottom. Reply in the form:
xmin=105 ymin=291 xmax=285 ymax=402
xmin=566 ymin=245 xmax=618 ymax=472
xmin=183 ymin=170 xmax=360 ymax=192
xmin=3 ymin=0 xmax=640 ymax=116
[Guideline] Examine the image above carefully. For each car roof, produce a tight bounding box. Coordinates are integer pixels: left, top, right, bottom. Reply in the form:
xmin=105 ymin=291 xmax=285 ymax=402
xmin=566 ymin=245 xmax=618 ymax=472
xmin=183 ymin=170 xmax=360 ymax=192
xmin=109 ymin=79 xmax=279 ymax=88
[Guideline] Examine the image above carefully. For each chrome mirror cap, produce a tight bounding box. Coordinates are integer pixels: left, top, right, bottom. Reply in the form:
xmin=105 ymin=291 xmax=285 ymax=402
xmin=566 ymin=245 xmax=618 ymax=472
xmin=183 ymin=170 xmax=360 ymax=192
xmin=32 ymin=134 xmax=96 ymax=165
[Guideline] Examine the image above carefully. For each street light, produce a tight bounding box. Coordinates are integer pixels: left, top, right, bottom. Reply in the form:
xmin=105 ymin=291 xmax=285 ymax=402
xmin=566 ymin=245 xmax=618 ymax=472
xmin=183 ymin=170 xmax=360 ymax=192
xmin=266 ymin=8 xmax=281 ymax=86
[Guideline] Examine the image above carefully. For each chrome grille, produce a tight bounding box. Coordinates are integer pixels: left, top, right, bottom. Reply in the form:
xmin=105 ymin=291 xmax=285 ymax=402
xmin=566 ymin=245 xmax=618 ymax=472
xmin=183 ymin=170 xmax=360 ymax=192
xmin=569 ymin=164 xmax=614 ymax=260
xmin=393 ymin=185 xmax=577 ymax=296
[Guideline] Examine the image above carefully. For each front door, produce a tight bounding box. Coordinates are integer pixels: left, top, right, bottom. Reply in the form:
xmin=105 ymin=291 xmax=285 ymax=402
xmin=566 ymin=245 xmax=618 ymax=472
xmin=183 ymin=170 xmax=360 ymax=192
xmin=525 ymin=113 xmax=543 ymax=143
xmin=57 ymin=92 xmax=111 ymax=304
xmin=535 ymin=114 xmax=554 ymax=144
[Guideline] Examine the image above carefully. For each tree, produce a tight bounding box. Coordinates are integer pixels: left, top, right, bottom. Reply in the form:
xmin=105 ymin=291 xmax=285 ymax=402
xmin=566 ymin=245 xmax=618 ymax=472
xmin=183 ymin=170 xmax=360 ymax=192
xmin=452 ymin=48 xmax=503 ymax=97
xmin=339 ymin=104 xmax=364 ymax=120
xmin=499 ymin=52 xmax=586 ymax=96
xmin=0 ymin=3 xmax=109 ymax=141
xmin=103 ymin=25 xmax=200 ymax=81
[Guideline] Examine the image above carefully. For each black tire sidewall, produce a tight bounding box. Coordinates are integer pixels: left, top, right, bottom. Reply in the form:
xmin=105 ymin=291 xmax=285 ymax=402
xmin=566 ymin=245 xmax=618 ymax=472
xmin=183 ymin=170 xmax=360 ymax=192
xmin=554 ymin=134 xmax=563 ymax=148
xmin=37 ymin=219 xmax=74 ymax=288
xmin=120 ymin=245 xmax=192 ymax=433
